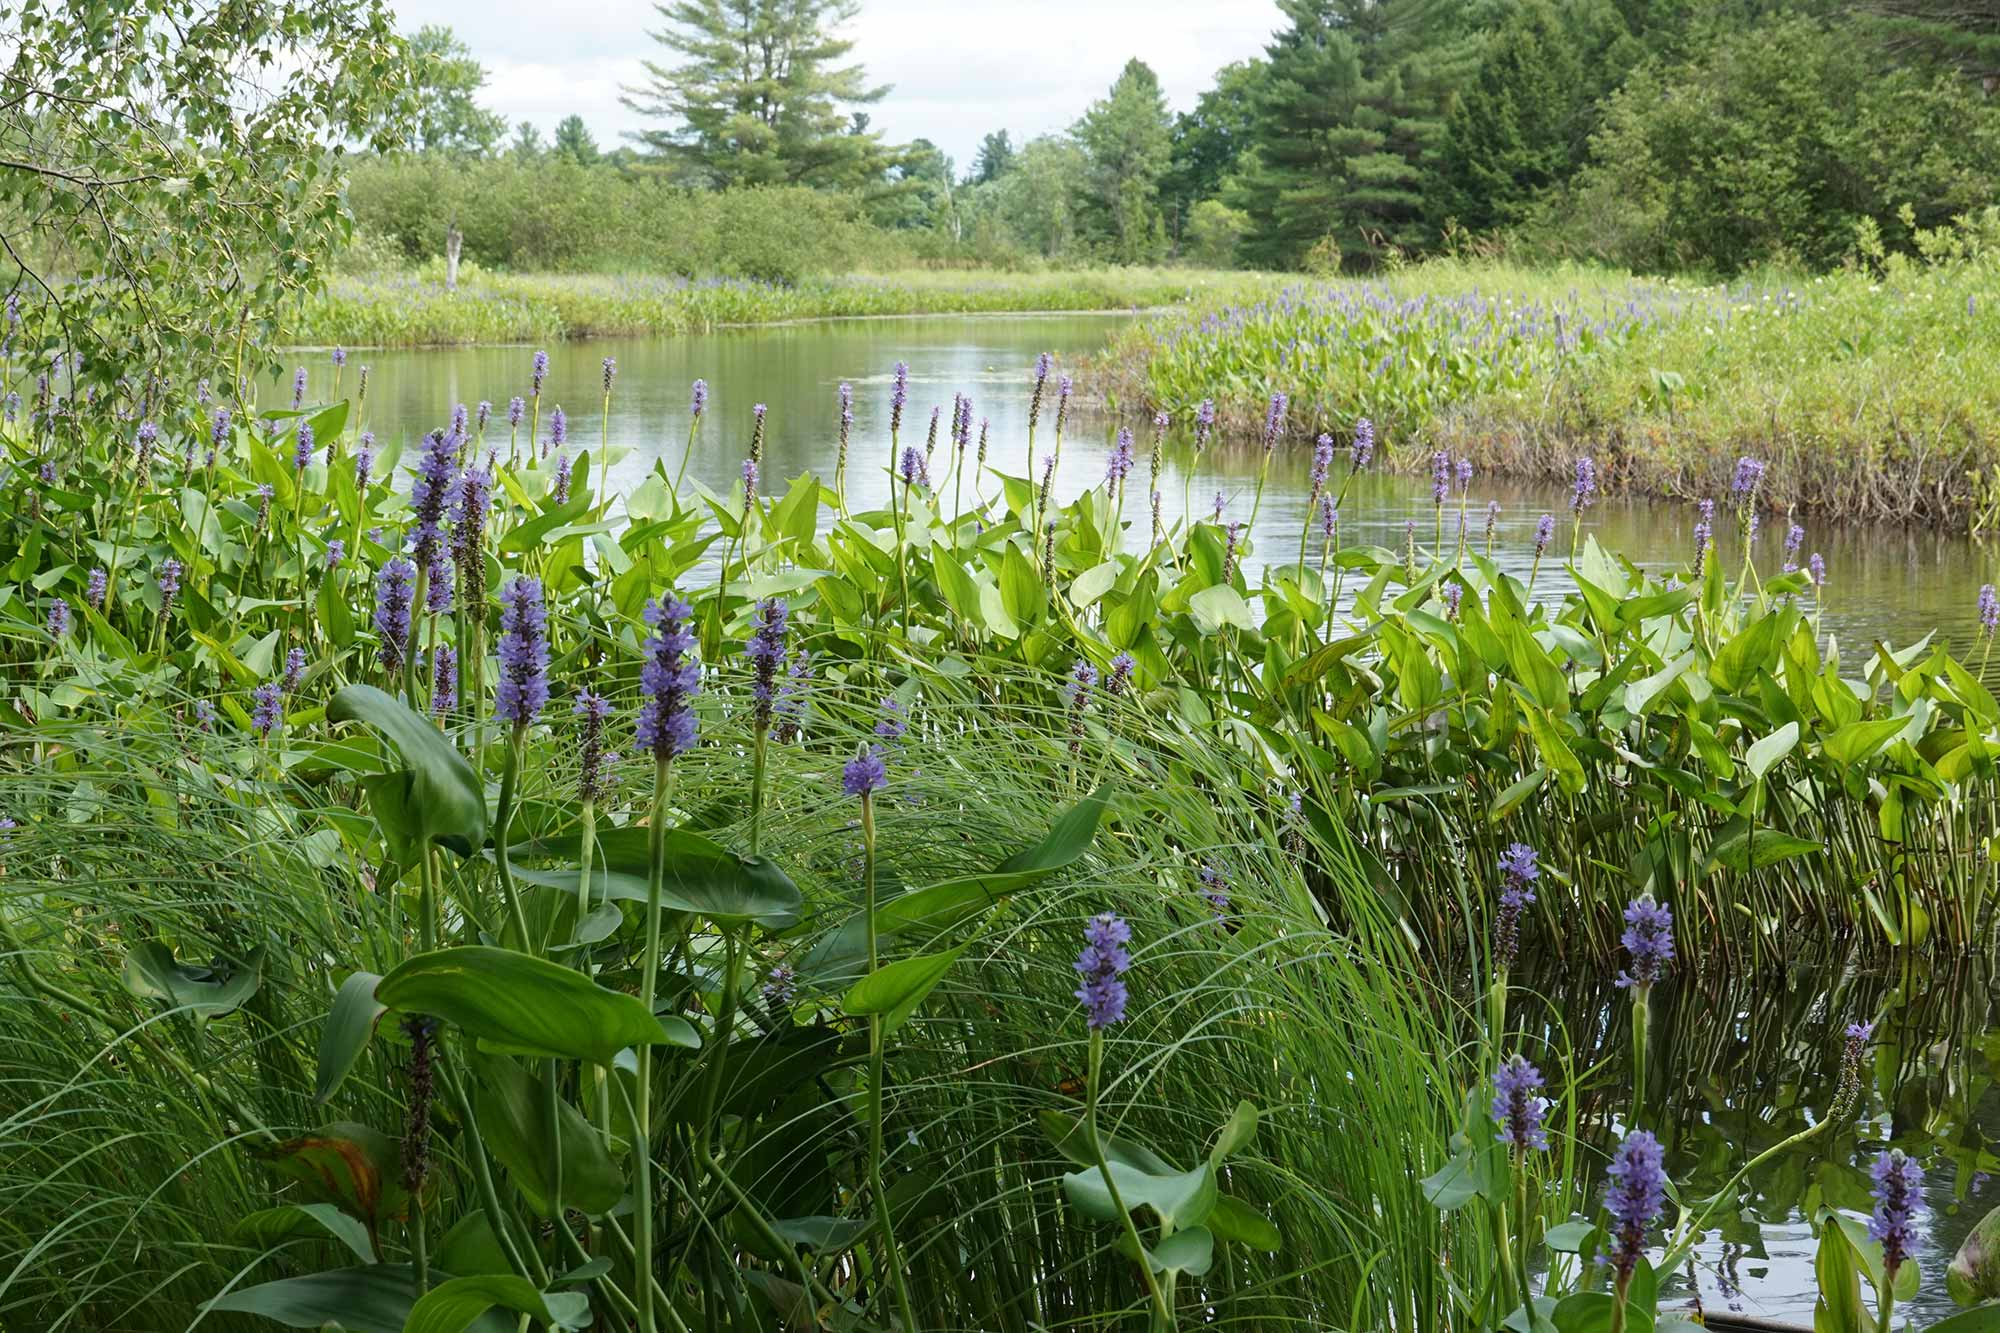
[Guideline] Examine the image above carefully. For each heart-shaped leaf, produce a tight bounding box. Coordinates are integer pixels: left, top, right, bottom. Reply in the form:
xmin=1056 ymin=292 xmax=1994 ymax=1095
xmin=842 ymin=948 xmax=964 ymax=1036
xmin=330 ymin=684 xmax=487 ymax=857
xmin=314 ymin=970 xmax=386 ymax=1104
xmin=233 ymin=1202 xmax=377 ymax=1264
xmin=121 ymin=942 xmax=263 ymax=1021
xmin=253 ymin=1124 xmax=407 ymax=1240
xmin=472 ymin=1054 xmax=626 ymax=1216
xmin=205 ymin=1267 xmax=512 ymax=1333
xmin=405 ymin=1274 xmax=592 ymax=1333
xmin=377 ymin=946 xmax=670 ymax=1064
xmin=1062 ymin=1160 xmax=1217 ymax=1231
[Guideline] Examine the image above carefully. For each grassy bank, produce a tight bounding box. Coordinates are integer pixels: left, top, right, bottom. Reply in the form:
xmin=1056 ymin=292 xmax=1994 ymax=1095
xmin=288 ymin=264 xmax=1280 ymax=348
xmin=1098 ymin=252 xmax=2000 ymax=528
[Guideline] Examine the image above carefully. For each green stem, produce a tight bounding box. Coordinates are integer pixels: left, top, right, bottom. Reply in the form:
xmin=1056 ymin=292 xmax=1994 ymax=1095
xmin=1087 ymin=1030 xmax=1173 ymax=1330
xmin=634 ymin=756 xmax=674 ymax=1333
xmin=862 ymin=794 xmax=920 ymax=1332
xmin=492 ymin=729 xmax=533 ymax=952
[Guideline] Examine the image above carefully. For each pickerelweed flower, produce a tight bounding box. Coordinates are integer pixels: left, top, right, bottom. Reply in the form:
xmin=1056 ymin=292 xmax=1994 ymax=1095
xmin=1222 ymin=522 xmax=1242 ymax=584
xmin=209 ymin=407 xmax=230 ymax=464
xmin=1456 ymin=456 xmax=1473 ymax=493
xmin=1444 ymin=582 xmax=1463 ymax=621
xmin=476 ymin=400 xmax=491 ymax=433
xmin=325 ymin=538 xmax=344 ymax=571
xmin=1195 ymin=398 xmax=1216 ymax=452
xmin=374 ymin=556 xmax=415 ymax=673
xmin=282 ymin=646 xmax=306 ymax=694
xmin=552 ymin=453 xmax=571 ymax=505
xmin=158 ymin=557 xmax=182 ymax=599
xmin=637 ymin=595 xmax=700 ymax=760
xmin=690 ymin=378 xmax=708 ymax=419
xmin=1484 ymin=499 xmax=1501 ymax=551
xmin=575 ymin=689 xmax=613 ymax=800
xmin=1693 ymin=499 xmax=1715 ymax=574
xmin=1783 ymin=523 xmax=1805 ymax=572
xmin=1351 ymin=418 xmax=1376 ymax=470
xmin=1431 ymin=451 xmax=1451 ymax=506
xmin=837 ymin=381 xmax=853 ymax=462
xmin=1490 ymin=1054 xmax=1550 ymax=1153
xmin=742 ymin=456 xmax=760 ymax=509
xmin=1808 ymin=553 xmax=1826 ymax=588
xmin=1535 ymin=514 xmax=1555 ymax=556
xmin=1073 ymin=912 xmax=1132 ymax=1029
xmin=291 ymin=367 xmax=307 ymax=409
xmin=875 ymin=695 xmax=908 ymax=746
xmin=1063 ymin=659 xmax=1097 ymax=756
xmin=508 ymin=396 xmax=525 ymax=429
xmin=763 ymin=963 xmax=798 ymax=1007
xmin=1321 ymin=496 xmax=1338 ymax=544
xmin=1833 ymin=1020 xmax=1874 ymax=1118
xmin=408 ymin=429 xmax=458 ymax=567
xmin=450 ymin=403 xmax=469 ymax=443
xmin=1106 ymin=652 xmax=1135 ymax=699
xmin=898 ymin=446 xmax=922 ymax=489
xmin=1980 ymin=585 xmax=1997 ymax=636
xmin=842 ymin=746 xmax=887 ymax=797
xmin=1732 ymin=455 xmax=1766 ymax=505
xmin=254 ymin=483 xmax=274 ymax=533
xmin=745 ymin=597 xmax=789 ymax=731
xmin=193 ymin=699 xmax=215 ymax=732
xmin=450 ymin=461 xmax=493 ymax=597
xmin=890 ymin=362 xmax=909 ymax=435
xmin=331 ymin=346 xmax=346 ymax=370
xmin=531 ymin=349 xmax=548 ymax=397
xmin=1263 ymin=391 xmax=1288 ymax=455
xmin=251 ymin=681 xmax=283 ymax=737
xmin=1309 ymin=434 xmax=1334 ymax=499
xmin=750 ymin=402 xmax=767 ymax=463
xmin=1106 ymin=428 xmax=1135 ymax=489
xmin=494 ymin=576 xmax=549 ymax=727
xmin=45 ymin=597 xmax=69 ymax=640
xmin=85 ymin=566 xmax=106 ymax=609
xmin=425 ymin=551 xmax=454 ymax=615
xmin=1603 ymin=1130 xmax=1668 ymax=1279
xmin=547 ymin=405 xmax=566 ymax=458
xmin=354 ymin=433 xmax=375 ymax=491
xmin=1197 ymin=860 xmax=1230 ymax=916
xmin=1212 ymin=491 xmax=1226 ymax=523
xmin=602 ymin=356 xmax=617 ymax=395
xmin=1869 ymin=1149 xmax=1923 ymax=1282
xmin=1496 ymin=840 xmax=1540 ymax=964
xmin=431 ymin=645 xmax=457 ymax=716
xmin=134 ymin=420 xmax=159 ymax=475
xmin=1616 ymin=895 xmax=1676 ymax=990
xmin=1572 ymin=457 xmax=1598 ymax=513
xmin=774 ymin=650 xmax=812 ymax=744
xmin=1055 ymin=374 xmax=1074 ymax=434
xmin=1028 ymin=352 xmax=1052 ymax=427
xmin=294 ymin=421 xmax=314 ymax=473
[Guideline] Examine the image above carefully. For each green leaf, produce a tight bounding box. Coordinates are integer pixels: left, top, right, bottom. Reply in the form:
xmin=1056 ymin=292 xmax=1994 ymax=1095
xmin=1949 ymin=1201 xmax=2000 ymax=1306
xmin=378 ymin=947 xmax=671 ymax=1064
xmin=473 ymin=1055 xmax=626 ymax=1216
xmin=329 ymin=684 xmax=487 ymax=857
xmin=1070 ymin=560 xmax=1120 ymax=607
xmin=1545 ymin=1220 xmax=1598 ymax=1254
xmin=1824 ymin=716 xmax=1913 ymax=768
xmin=1209 ymin=1101 xmax=1258 ymax=1164
xmin=1927 ymin=1308 xmax=2000 ymax=1333
xmin=1746 ymin=720 xmax=1799 ymax=780
xmin=1136 ymin=1225 xmax=1214 ymax=1276
xmin=1189 ymin=584 xmax=1255 ymax=634
xmin=314 ymin=970 xmax=386 ymax=1104
xmin=405 ymin=1275 xmax=592 ymax=1333
xmin=233 ymin=1202 xmax=377 ymax=1264
xmin=1707 ymin=829 xmax=1823 ymax=872
xmin=253 ymin=1124 xmax=407 ymax=1241
xmin=842 ymin=947 xmax=964 ymax=1037
xmin=874 ymin=785 xmax=1113 ymax=935
xmin=1062 ymin=1160 xmax=1217 ymax=1231
xmin=1205 ymin=1194 xmax=1281 ymax=1249
xmin=1814 ymin=1208 xmax=1867 ymax=1333
xmin=205 ymin=1267 xmax=507 ymax=1333
xmin=121 ymin=942 xmax=263 ymax=1020
xmin=1420 ymin=1147 xmax=1482 ymax=1211
xmin=1709 ymin=611 xmax=1786 ymax=694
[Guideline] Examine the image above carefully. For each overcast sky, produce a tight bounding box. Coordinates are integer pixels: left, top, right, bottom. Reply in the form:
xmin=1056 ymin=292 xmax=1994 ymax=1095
xmin=391 ymin=0 xmax=1284 ymax=169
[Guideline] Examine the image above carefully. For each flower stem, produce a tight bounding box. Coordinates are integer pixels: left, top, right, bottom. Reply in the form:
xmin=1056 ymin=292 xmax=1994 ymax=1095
xmin=1087 ymin=1029 xmax=1174 ymax=1330
xmin=861 ymin=793 xmax=920 ymax=1332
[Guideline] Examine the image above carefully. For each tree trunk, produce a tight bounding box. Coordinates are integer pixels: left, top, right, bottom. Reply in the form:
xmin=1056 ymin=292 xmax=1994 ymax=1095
xmin=444 ymin=223 xmax=462 ymax=291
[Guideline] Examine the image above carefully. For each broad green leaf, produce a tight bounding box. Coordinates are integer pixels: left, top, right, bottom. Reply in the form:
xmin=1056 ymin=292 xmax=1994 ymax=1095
xmin=1209 ymin=1100 xmax=1258 ymax=1164
xmin=1824 ymin=716 xmax=1913 ymax=768
xmin=405 ymin=1275 xmax=591 ymax=1333
xmin=205 ymin=1267 xmax=515 ymax=1333
xmin=121 ymin=942 xmax=263 ymax=1021
xmin=378 ymin=947 xmax=669 ymax=1064
xmin=329 ymin=684 xmax=487 ymax=857
xmin=1063 ymin=1159 xmax=1217 ymax=1231
xmin=842 ymin=947 xmax=964 ymax=1036
xmin=233 ymin=1202 xmax=377 ymax=1264
xmin=1189 ymin=584 xmax=1254 ymax=634
xmin=1123 ymin=1225 xmax=1214 ymax=1276
xmin=314 ymin=970 xmax=386 ymax=1104
xmin=254 ymin=1123 xmax=407 ymax=1239
xmin=473 ymin=1055 xmax=625 ymax=1216
xmin=1709 ymin=612 xmax=1787 ymax=694
xmin=1950 ymin=1201 xmax=2000 ymax=1306
xmin=1205 ymin=1194 xmax=1281 ymax=1249
xmin=1745 ymin=721 xmax=1799 ymax=781
xmin=1070 ymin=560 xmax=1120 ymax=607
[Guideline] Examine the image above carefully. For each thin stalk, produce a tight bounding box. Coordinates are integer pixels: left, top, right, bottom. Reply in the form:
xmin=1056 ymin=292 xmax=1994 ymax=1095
xmin=634 ymin=756 xmax=676 ymax=1333
xmin=1087 ymin=1029 xmax=1173 ymax=1331
xmin=492 ymin=729 xmax=533 ymax=951
xmin=861 ymin=793 xmax=920 ymax=1332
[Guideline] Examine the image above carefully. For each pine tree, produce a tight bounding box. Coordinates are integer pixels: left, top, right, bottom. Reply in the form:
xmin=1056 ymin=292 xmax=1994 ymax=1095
xmin=971 ymin=130 xmax=1016 ymax=184
xmin=621 ymin=0 xmax=896 ymax=189
xmin=552 ymin=115 xmax=601 ymax=166
xmin=1867 ymin=0 xmax=2000 ymax=84
xmin=1075 ymin=59 xmax=1175 ymax=263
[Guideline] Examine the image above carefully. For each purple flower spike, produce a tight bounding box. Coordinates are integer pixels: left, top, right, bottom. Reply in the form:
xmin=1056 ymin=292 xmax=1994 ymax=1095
xmin=1490 ymin=1054 xmax=1549 ymax=1153
xmin=1495 ymin=841 xmax=1539 ymax=967
xmin=1351 ymin=418 xmax=1375 ymax=470
xmin=637 ymin=595 xmax=700 ymax=760
xmin=282 ymin=646 xmax=306 ymax=694
xmin=842 ymin=747 xmax=887 ymax=798
xmin=575 ymin=690 xmax=613 ymax=800
xmin=1073 ymin=912 xmax=1132 ymax=1029
xmin=1262 ymin=392 xmax=1288 ymax=455
xmin=251 ymin=681 xmax=284 ymax=737
xmin=1106 ymin=652 xmax=1135 ymax=699
xmin=1571 ymin=457 xmax=1598 ymax=513
xmin=1105 ymin=429 xmax=1135 ymax=488
xmin=548 ymin=405 xmax=566 ymax=454
xmin=1603 ymin=1130 xmax=1668 ymax=1279
xmin=291 ymin=367 xmax=307 ymax=409
xmin=1197 ymin=860 xmax=1230 ymax=916
xmin=45 ymin=597 xmax=70 ymax=640
xmin=1615 ymin=895 xmax=1675 ymax=990
xmin=493 ymin=576 xmax=549 ymax=727
xmin=1981 ymin=585 xmax=1997 ymax=636
xmin=1063 ymin=659 xmax=1097 ymax=756
xmin=1534 ymin=513 xmax=1555 ymax=557
xmin=354 ymin=433 xmax=375 ymax=492
xmin=890 ymin=363 xmax=909 ymax=434
xmin=1195 ymin=398 xmax=1215 ymax=451
xmin=1310 ymin=434 xmax=1334 ymax=496
xmin=331 ymin=346 xmax=347 ymax=369
xmin=531 ymin=349 xmax=549 ymax=396
xmin=745 ymin=597 xmax=789 ymax=731
xmin=1431 ymin=451 xmax=1451 ymax=506
xmin=85 ymin=567 xmax=107 ymax=609
xmin=431 ymin=645 xmax=457 ymax=716
xmin=374 ymin=556 xmax=415 ymax=673
xmin=325 ymin=539 xmax=345 ymax=570
xmin=1808 ymin=553 xmax=1826 ymax=589
xmin=602 ymin=356 xmax=617 ymax=395
xmin=763 ymin=963 xmax=797 ymax=1006
xmin=1869 ymin=1149 xmax=1922 ymax=1282
xmin=294 ymin=421 xmax=314 ymax=472
xmin=508 ymin=396 xmax=525 ymax=428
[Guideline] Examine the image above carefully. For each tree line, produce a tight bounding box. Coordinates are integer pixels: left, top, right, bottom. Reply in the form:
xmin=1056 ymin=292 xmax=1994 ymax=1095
xmin=371 ymin=0 xmax=2000 ymax=277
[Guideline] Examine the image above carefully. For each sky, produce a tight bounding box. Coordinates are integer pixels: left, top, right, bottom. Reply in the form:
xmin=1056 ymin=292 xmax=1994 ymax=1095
xmin=390 ymin=0 xmax=1285 ymax=169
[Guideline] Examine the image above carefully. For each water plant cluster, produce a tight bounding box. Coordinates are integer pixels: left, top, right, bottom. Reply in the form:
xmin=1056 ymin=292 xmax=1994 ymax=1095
xmin=6 ymin=326 xmax=2000 ymax=1329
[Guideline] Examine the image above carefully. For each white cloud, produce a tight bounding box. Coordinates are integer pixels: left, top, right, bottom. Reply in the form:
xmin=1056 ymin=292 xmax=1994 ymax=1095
xmin=391 ymin=0 xmax=1282 ymax=165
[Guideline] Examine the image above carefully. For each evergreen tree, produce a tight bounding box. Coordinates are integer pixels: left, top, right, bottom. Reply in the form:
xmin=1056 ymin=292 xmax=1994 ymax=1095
xmin=621 ymin=0 xmax=897 ymax=189
xmin=1075 ymin=58 xmax=1174 ymax=263
xmin=971 ymin=130 xmax=1017 ymax=184
xmin=1867 ymin=0 xmax=2000 ymax=84
xmin=1162 ymin=60 xmax=1265 ymax=242
xmin=510 ymin=121 xmax=546 ymax=162
xmin=553 ymin=114 xmax=601 ymax=166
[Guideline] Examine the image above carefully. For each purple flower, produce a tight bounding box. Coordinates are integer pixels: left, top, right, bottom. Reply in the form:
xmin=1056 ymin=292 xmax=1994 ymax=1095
xmin=325 ymin=539 xmax=345 ymax=570
xmin=898 ymin=446 xmax=922 ymax=488
xmin=1444 ymin=582 xmax=1463 ymax=621
xmin=494 ymin=576 xmax=549 ymax=726
xmin=1309 ymin=434 xmax=1334 ymax=496
xmin=745 ymin=597 xmax=789 ymax=730
xmin=254 ymin=483 xmax=274 ymax=531
xmin=842 ymin=747 xmax=887 ymax=797
xmin=450 ymin=462 xmax=493 ymax=595
xmin=45 ymin=597 xmax=69 ymax=640
xmin=1197 ymin=860 xmax=1230 ymax=916
xmin=1321 ymin=496 xmax=1338 ymax=543
xmin=1603 ymin=1130 xmax=1668 ymax=1279
xmin=601 ymin=356 xmax=617 ymax=395
xmin=426 ymin=550 xmax=454 ymax=614
xmin=431 ymin=645 xmax=457 ymax=715
xmin=763 ymin=963 xmax=797 ymax=1007
xmin=1490 ymin=1054 xmax=1549 ymax=1153
xmin=1980 ymin=585 xmax=1997 ymax=636
xmin=1616 ymin=895 xmax=1675 ymax=990
xmin=294 ymin=421 xmax=314 ymax=472
xmin=837 ymin=381 xmax=853 ymax=454
xmin=552 ymin=453 xmax=571 ymax=505
xmin=875 ymin=696 xmax=907 ymax=745
xmin=1105 ymin=429 xmax=1135 ymax=488
xmin=750 ymin=402 xmax=767 ymax=462
xmin=690 ymin=378 xmax=708 ymax=419
xmin=1063 ymin=659 xmax=1096 ymax=756
xmin=1495 ymin=842 xmax=1539 ymax=965
xmin=1835 ymin=1020 xmax=1874 ymax=1116
xmin=450 ymin=403 xmax=468 ymax=441
xmin=1212 ymin=491 xmax=1225 ymax=523
xmin=409 ymin=429 xmax=459 ymax=567
xmin=637 ymin=595 xmax=700 ymax=760
xmin=1106 ymin=652 xmax=1135 ymax=699
xmin=1351 ymin=419 xmax=1375 ymax=470
xmin=531 ymin=349 xmax=548 ymax=396
xmin=476 ymin=400 xmax=491 ymax=433
xmin=1223 ymin=521 xmax=1242 ymax=584
xmin=193 ymin=699 xmax=215 ymax=731
xmin=85 ymin=567 xmax=106 ymax=609
xmin=1073 ymin=912 xmax=1132 ymax=1029
xmin=158 ymin=558 xmax=182 ymax=597
xmin=291 ymin=367 xmax=307 ymax=409
xmin=251 ymin=681 xmax=284 ymax=737
xmin=134 ymin=420 xmax=159 ymax=475
xmin=548 ymin=405 xmax=566 ymax=455
xmin=210 ymin=407 xmax=231 ymax=462
xmin=1055 ymin=374 xmax=1074 ymax=434
xmin=508 ymin=396 xmax=525 ymax=429
xmin=742 ymin=456 xmax=759 ymax=508
xmin=1782 ymin=523 xmax=1805 ymax=572
xmin=1869 ymin=1150 xmax=1922 ymax=1281
xmin=1431 ymin=451 xmax=1451 ymax=506
xmin=373 ymin=557 xmax=415 ymax=672
xmin=1456 ymin=456 xmax=1473 ymax=492
xmin=1195 ymin=398 xmax=1215 ymax=451
xmin=1808 ymin=553 xmax=1825 ymax=589
xmin=1262 ymin=391 xmax=1288 ymax=455
xmin=575 ymin=689 xmax=613 ymax=800
xmin=1534 ymin=513 xmax=1555 ymax=557
xmin=1693 ymin=499 xmax=1715 ymax=574
xmin=331 ymin=346 xmax=347 ymax=368
xmin=1731 ymin=456 xmax=1765 ymax=503
xmin=1571 ymin=457 xmax=1598 ymax=514
xmin=282 ymin=646 xmax=306 ymax=694
xmin=890 ymin=363 xmax=909 ymax=434
xmin=354 ymin=433 xmax=375 ymax=492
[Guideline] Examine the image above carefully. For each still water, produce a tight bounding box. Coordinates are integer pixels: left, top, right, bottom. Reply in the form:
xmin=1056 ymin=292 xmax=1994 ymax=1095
xmin=341 ymin=315 xmax=2000 ymax=1319
xmin=333 ymin=313 xmax=2000 ymax=652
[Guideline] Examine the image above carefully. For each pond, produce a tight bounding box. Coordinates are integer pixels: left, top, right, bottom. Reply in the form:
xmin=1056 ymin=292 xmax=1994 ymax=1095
xmin=339 ymin=313 xmax=2000 ymax=653
xmin=342 ymin=313 xmax=2000 ymax=1320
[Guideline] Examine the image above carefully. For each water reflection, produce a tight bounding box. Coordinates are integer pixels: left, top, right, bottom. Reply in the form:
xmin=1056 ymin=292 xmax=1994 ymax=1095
xmin=1510 ymin=955 xmax=2000 ymax=1321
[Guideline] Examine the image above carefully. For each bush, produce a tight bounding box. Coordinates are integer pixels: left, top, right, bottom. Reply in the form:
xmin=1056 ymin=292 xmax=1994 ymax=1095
xmin=1184 ymin=199 xmax=1249 ymax=268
